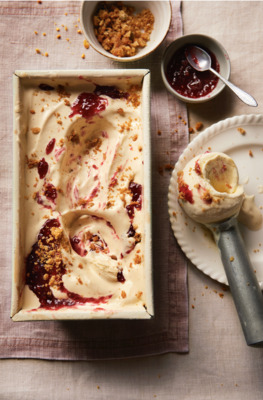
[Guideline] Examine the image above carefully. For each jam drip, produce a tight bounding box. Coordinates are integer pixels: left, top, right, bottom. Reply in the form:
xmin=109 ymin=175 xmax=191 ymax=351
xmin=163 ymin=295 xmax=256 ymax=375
xmin=165 ymin=45 xmax=220 ymax=98
xmin=38 ymin=158 xmax=49 ymax=179
xmin=194 ymin=160 xmax=201 ymax=175
xmin=69 ymin=92 xmax=108 ymax=120
xmin=44 ymin=183 xmax=57 ymax=202
xmin=26 ymin=219 xmax=111 ymax=309
xmin=46 ymin=138 xmax=56 ymax=155
xmin=126 ymin=181 xmax=142 ymax=219
xmin=94 ymin=85 xmax=128 ymax=99
xmin=69 ymin=85 xmax=128 ymax=120
xmin=178 ymin=180 xmax=194 ymax=204
xmin=117 ymin=270 xmax=125 ymax=283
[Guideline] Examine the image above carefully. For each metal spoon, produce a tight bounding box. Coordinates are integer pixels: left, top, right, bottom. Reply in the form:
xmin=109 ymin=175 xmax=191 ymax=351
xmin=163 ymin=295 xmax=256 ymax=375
xmin=185 ymin=45 xmax=258 ymax=107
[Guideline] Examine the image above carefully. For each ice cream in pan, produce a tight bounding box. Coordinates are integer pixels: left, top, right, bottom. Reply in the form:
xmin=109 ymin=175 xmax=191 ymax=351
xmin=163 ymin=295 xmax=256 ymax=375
xmin=177 ymin=151 xmax=263 ymax=346
xmin=12 ymin=72 xmax=153 ymax=320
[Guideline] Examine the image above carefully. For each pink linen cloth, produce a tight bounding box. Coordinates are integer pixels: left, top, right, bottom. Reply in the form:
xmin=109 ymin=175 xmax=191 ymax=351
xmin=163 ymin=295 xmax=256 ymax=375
xmin=0 ymin=0 xmax=189 ymax=360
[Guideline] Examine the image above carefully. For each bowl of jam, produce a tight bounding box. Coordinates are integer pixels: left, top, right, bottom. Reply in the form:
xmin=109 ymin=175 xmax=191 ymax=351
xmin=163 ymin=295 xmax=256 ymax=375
xmin=161 ymin=34 xmax=231 ymax=103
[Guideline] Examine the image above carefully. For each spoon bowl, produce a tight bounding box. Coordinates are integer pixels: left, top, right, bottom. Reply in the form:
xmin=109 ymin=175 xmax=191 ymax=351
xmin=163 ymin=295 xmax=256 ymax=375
xmin=186 ymin=45 xmax=258 ymax=107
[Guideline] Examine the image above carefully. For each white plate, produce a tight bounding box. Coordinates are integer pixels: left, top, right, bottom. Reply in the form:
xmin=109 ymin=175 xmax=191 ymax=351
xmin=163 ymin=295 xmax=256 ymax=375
xmin=168 ymin=114 xmax=263 ymax=287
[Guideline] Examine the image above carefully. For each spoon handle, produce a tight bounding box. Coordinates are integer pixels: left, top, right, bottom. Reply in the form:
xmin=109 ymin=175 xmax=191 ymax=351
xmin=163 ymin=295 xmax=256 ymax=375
xmin=211 ymin=217 xmax=263 ymax=346
xmin=210 ymin=68 xmax=258 ymax=107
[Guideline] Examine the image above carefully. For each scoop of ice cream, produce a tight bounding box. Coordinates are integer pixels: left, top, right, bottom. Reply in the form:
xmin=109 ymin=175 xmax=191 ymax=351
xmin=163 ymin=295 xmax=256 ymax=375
xmin=177 ymin=152 xmax=244 ymax=224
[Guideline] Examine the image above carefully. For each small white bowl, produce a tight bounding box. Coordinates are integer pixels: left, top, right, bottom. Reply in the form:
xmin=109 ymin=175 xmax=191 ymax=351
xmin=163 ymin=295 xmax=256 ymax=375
xmin=80 ymin=1 xmax=171 ymax=62
xmin=161 ymin=34 xmax=231 ymax=103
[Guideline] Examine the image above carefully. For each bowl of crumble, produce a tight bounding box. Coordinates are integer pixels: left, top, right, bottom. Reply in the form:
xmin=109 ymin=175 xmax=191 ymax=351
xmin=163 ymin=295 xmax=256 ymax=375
xmin=81 ymin=1 xmax=172 ymax=62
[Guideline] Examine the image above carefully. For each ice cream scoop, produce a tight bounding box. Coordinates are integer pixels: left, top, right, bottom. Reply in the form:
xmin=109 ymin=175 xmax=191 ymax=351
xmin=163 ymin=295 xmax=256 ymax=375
xmin=178 ymin=152 xmax=263 ymax=346
xmin=177 ymin=152 xmax=244 ymax=224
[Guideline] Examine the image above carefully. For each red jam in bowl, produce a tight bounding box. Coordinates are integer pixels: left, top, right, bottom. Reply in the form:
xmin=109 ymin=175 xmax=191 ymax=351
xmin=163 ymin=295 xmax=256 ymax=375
xmin=165 ymin=45 xmax=220 ymax=98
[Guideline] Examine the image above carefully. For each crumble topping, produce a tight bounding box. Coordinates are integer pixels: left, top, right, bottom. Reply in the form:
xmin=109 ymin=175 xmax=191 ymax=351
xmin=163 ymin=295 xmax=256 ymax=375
xmin=93 ymin=2 xmax=154 ymax=57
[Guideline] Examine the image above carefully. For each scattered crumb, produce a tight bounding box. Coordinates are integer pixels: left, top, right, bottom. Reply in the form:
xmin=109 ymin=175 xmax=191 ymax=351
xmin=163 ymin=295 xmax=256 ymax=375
xmin=195 ymin=122 xmax=203 ymax=131
xmin=43 ymin=32 xmax=46 ymax=36
xmin=249 ymin=149 xmax=253 ymax=157
xmin=34 ymin=31 xmax=38 ymax=35
xmin=35 ymin=48 xmax=41 ymax=54
xmin=189 ymin=127 xmax=195 ymax=133
xmin=237 ymin=127 xmax=246 ymax=135
xmin=230 ymin=256 xmax=235 ymax=262
xmin=164 ymin=163 xmax=174 ymax=171
xmin=44 ymin=52 xmax=49 ymax=57
xmin=31 ymin=127 xmax=40 ymax=134
xmin=77 ymin=29 xmax=82 ymax=34
xmin=81 ymin=54 xmax=85 ymax=59
xmin=83 ymin=39 xmax=90 ymax=49
xmin=157 ymin=130 xmax=162 ymax=136
xmin=57 ymin=34 xmax=61 ymax=39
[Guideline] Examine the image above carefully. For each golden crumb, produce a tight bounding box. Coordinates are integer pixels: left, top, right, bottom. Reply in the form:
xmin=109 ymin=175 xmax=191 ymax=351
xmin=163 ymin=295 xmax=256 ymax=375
xmin=77 ymin=29 xmax=82 ymax=34
xmin=83 ymin=39 xmax=90 ymax=49
xmin=31 ymin=127 xmax=40 ymax=134
xmin=43 ymin=32 xmax=46 ymax=36
xmin=195 ymin=122 xmax=203 ymax=131
xmin=34 ymin=31 xmax=38 ymax=35
xmin=230 ymin=256 xmax=235 ymax=262
xmin=81 ymin=54 xmax=85 ymax=59
xmin=237 ymin=127 xmax=246 ymax=135
xmin=56 ymin=27 xmax=60 ymax=32
xmin=26 ymin=156 xmax=39 ymax=169
xmin=164 ymin=164 xmax=174 ymax=171
xmin=121 ymin=290 xmax=126 ymax=298
xmin=30 ymin=109 xmax=35 ymax=114
xmin=134 ymin=254 xmax=141 ymax=264
xmin=35 ymin=48 xmax=41 ymax=54
xmin=44 ymin=52 xmax=49 ymax=57
xmin=57 ymin=34 xmax=61 ymax=39
xmin=249 ymin=150 xmax=253 ymax=157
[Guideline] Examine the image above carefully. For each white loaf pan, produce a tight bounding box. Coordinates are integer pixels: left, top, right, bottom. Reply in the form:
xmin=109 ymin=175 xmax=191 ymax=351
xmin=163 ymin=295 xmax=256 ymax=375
xmin=11 ymin=69 xmax=153 ymax=320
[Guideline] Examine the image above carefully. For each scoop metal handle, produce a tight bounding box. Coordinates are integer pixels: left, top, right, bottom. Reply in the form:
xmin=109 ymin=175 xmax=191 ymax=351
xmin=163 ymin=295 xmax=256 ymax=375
xmin=211 ymin=217 xmax=263 ymax=346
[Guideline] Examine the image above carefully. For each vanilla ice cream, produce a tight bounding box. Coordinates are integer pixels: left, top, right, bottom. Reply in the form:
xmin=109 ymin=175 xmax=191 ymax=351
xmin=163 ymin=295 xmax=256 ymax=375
xmin=177 ymin=152 xmax=244 ymax=224
xmin=12 ymin=71 xmax=153 ymax=320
